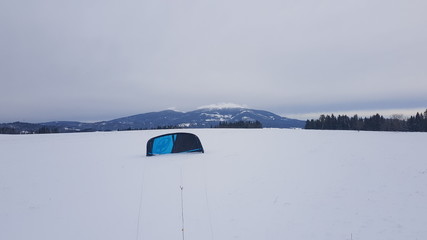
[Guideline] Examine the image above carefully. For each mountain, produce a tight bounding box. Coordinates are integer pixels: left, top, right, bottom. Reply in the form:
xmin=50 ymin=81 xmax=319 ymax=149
xmin=90 ymin=107 xmax=305 ymax=130
xmin=1 ymin=107 xmax=305 ymax=133
xmin=178 ymin=107 xmax=304 ymax=128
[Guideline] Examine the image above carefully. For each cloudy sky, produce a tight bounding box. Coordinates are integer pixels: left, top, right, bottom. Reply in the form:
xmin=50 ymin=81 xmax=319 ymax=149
xmin=1 ymin=0 xmax=426 ymax=122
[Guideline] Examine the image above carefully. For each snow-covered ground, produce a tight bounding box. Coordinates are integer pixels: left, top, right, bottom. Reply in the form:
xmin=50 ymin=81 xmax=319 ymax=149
xmin=1 ymin=129 xmax=426 ymax=240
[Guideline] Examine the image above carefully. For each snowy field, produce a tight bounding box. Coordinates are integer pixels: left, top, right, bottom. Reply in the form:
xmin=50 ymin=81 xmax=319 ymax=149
xmin=1 ymin=129 xmax=426 ymax=240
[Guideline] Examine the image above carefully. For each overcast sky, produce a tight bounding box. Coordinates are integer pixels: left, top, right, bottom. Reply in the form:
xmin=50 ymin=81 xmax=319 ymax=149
xmin=1 ymin=0 xmax=426 ymax=122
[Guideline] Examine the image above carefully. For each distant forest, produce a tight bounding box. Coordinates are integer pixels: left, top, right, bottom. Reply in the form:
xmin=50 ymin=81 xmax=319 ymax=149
xmin=0 ymin=123 xmax=60 ymax=134
xmin=305 ymin=109 xmax=427 ymax=132
xmin=215 ymin=120 xmax=263 ymax=128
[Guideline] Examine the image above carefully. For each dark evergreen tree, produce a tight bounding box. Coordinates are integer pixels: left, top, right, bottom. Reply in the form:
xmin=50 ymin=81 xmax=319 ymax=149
xmin=0 ymin=127 xmax=17 ymax=134
xmin=37 ymin=126 xmax=59 ymax=134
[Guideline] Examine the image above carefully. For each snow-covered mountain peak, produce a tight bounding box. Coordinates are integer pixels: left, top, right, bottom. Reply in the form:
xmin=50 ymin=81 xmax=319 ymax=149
xmin=197 ymin=103 xmax=248 ymax=110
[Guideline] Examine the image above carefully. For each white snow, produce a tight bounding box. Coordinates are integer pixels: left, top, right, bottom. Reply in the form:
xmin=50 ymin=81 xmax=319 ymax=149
xmin=241 ymin=116 xmax=255 ymax=122
xmin=197 ymin=103 xmax=247 ymax=110
xmin=1 ymin=129 xmax=427 ymax=240
xmin=178 ymin=123 xmax=191 ymax=128
xmin=200 ymin=113 xmax=233 ymax=122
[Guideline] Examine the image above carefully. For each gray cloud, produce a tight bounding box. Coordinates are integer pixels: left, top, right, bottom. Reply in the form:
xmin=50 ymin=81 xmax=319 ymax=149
xmin=1 ymin=0 xmax=426 ymax=122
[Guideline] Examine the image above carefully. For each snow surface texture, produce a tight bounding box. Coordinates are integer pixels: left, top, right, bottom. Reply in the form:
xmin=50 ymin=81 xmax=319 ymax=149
xmin=1 ymin=129 xmax=426 ymax=240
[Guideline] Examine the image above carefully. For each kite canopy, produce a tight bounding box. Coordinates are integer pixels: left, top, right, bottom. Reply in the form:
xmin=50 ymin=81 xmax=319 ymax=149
xmin=146 ymin=132 xmax=204 ymax=156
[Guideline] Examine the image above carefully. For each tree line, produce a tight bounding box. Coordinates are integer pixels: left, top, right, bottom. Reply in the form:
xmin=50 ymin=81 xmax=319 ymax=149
xmin=305 ymin=109 xmax=427 ymax=132
xmin=215 ymin=120 xmax=263 ymax=128
xmin=0 ymin=126 xmax=59 ymax=134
